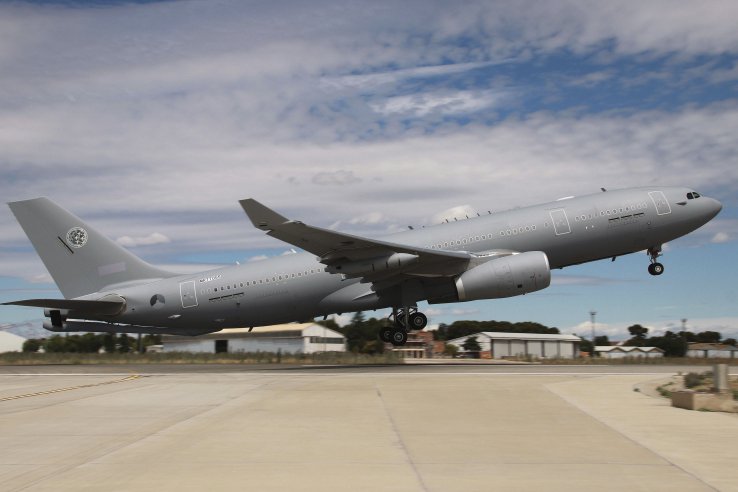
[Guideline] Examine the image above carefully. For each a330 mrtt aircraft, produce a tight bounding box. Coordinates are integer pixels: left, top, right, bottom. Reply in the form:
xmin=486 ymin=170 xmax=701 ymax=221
xmin=3 ymin=186 xmax=722 ymax=346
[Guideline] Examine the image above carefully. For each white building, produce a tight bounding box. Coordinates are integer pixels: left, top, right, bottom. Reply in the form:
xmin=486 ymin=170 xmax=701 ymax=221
xmin=0 ymin=331 xmax=26 ymax=353
xmin=595 ymin=346 xmax=665 ymax=359
xmin=447 ymin=332 xmax=581 ymax=359
xmin=163 ymin=323 xmax=346 ymax=354
xmin=686 ymin=343 xmax=738 ymax=358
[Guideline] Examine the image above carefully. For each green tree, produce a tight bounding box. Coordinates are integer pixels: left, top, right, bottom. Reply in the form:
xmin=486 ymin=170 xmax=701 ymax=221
xmin=335 ymin=315 xmax=388 ymax=353
xmin=695 ymin=331 xmax=721 ymax=343
xmin=462 ymin=336 xmax=482 ymax=352
xmin=350 ymin=311 xmax=366 ymax=325
xmin=118 ymin=334 xmax=131 ymax=353
xmin=443 ymin=344 xmax=459 ymax=357
xmin=578 ymin=337 xmax=593 ymax=356
xmin=625 ymin=324 xmax=649 ymax=346
xmin=103 ymin=333 xmax=116 ymax=353
xmin=43 ymin=335 xmax=69 ymax=353
xmin=724 ymin=338 xmax=737 ymax=347
xmin=22 ymin=339 xmax=42 ymax=353
xmin=647 ymin=331 xmax=687 ymax=357
xmin=594 ymin=335 xmax=610 ymax=347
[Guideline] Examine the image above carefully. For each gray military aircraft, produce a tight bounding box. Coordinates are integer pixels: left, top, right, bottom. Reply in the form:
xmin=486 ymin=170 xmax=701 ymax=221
xmin=3 ymin=186 xmax=722 ymax=346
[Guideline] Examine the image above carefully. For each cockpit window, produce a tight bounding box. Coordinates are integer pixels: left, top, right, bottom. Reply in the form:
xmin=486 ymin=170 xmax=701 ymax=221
xmin=686 ymin=192 xmax=701 ymax=200
xmin=694 ymin=192 xmax=700 ymax=198
xmin=687 ymin=193 xmax=694 ymax=199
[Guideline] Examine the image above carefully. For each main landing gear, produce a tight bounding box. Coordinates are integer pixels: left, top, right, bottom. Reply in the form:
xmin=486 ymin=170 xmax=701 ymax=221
xmin=647 ymin=246 xmax=664 ymax=276
xmin=379 ymin=307 xmax=428 ymax=346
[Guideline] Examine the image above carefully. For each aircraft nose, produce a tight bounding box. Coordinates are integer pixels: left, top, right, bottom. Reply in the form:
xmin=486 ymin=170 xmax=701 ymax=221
xmin=704 ymin=197 xmax=722 ymax=220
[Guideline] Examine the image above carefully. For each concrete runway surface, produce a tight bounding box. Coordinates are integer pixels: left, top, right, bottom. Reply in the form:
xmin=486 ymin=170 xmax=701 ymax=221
xmin=0 ymin=364 xmax=736 ymax=491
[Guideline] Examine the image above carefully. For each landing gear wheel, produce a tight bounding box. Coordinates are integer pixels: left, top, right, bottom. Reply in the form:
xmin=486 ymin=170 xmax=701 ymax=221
xmin=390 ymin=329 xmax=408 ymax=346
xmin=646 ymin=246 xmax=664 ymax=276
xmin=379 ymin=327 xmax=393 ymax=343
xmin=648 ymin=262 xmax=664 ymax=276
xmin=408 ymin=312 xmax=428 ymax=330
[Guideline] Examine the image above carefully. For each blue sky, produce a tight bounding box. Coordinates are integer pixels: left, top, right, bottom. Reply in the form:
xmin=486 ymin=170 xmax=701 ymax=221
xmin=1 ymin=0 xmax=737 ymax=340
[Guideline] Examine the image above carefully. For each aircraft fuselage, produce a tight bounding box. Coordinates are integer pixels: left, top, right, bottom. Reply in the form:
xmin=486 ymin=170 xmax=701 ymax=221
xmin=83 ymin=186 xmax=720 ymax=334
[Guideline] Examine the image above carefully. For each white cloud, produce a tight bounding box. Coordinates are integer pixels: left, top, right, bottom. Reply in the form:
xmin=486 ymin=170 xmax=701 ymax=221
xmin=116 ymin=232 xmax=171 ymax=248
xmin=321 ymin=61 xmax=506 ymax=91
xmin=370 ymin=90 xmax=504 ymax=117
xmin=712 ymin=232 xmax=731 ymax=244
xmin=432 ymin=205 xmax=479 ymax=224
xmin=312 ymin=170 xmax=362 ymax=185
xmin=0 ymin=0 xmax=736 ymax=334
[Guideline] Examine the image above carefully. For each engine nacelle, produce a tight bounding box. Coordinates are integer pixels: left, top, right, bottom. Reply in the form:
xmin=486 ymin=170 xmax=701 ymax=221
xmin=455 ymin=251 xmax=551 ymax=301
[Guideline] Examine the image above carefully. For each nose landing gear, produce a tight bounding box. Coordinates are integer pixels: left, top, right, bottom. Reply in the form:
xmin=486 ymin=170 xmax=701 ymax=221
xmin=378 ymin=306 xmax=428 ymax=346
xmin=647 ymin=246 xmax=664 ymax=276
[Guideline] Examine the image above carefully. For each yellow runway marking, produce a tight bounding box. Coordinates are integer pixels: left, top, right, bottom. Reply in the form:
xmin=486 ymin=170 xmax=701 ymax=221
xmin=0 ymin=374 xmax=141 ymax=402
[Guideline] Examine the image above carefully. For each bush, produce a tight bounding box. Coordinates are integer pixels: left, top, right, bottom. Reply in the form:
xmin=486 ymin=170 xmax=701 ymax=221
xmin=22 ymin=339 xmax=42 ymax=352
xmin=684 ymin=372 xmax=704 ymax=388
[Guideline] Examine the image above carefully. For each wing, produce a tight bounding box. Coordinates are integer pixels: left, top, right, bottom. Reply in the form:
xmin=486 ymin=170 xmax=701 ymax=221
xmin=240 ymin=199 xmax=511 ymax=284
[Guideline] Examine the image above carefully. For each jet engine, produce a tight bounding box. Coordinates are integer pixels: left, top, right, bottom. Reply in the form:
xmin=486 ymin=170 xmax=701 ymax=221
xmin=455 ymin=251 xmax=551 ymax=301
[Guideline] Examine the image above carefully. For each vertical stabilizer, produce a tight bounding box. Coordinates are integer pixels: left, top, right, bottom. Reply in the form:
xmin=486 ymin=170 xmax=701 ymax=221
xmin=8 ymin=198 xmax=176 ymax=299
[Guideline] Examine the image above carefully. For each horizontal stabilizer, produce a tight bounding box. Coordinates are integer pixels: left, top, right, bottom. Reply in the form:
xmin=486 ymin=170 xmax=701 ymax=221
xmin=3 ymin=298 xmax=126 ymax=316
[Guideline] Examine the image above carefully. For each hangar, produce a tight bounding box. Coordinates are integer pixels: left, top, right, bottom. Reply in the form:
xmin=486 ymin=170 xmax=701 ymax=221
xmin=595 ymin=346 xmax=664 ymax=359
xmin=0 ymin=331 xmax=25 ymax=353
xmin=447 ymin=332 xmax=581 ymax=359
xmin=687 ymin=343 xmax=738 ymax=358
xmin=163 ymin=323 xmax=346 ymax=354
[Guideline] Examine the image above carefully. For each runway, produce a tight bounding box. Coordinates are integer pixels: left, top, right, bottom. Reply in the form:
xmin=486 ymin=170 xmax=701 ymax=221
xmin=1 ymin=364 xmax=736 ymax=491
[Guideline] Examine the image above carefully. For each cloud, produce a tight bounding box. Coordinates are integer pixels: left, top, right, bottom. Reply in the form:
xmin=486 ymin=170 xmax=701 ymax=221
xmin=432 ymin=205 xmax=479 ymax=224
xmin=370 ymin=90 xmax=505 ymax=117
xmin=321 ymin=61 xmax=507 ymax=91
xmin=0 ymin=0 xmax=736 ymax=331
xmin=711 ymin=232 xmax=731 ymax=244
xmin=115 ymin=232 xmax=171 ymax=248
xmin=312 ymin=170 xmax=362 ymax=185
xmin=451 ymin=308 xmax=480 ymax=316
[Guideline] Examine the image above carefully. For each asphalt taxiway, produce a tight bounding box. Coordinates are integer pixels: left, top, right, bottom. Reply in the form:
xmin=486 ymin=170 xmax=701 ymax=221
xmin=1 ymin=364 xmax=736 ymax=491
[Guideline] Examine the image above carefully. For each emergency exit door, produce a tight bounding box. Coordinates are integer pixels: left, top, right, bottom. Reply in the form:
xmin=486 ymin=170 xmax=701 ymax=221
xmin=549 ymin=209 xmax=571 ymax=235
xmin=179 ymin=281 xmax=198 ymax=308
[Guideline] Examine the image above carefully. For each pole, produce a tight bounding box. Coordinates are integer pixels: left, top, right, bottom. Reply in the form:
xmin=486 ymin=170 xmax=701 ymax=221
xmin=590 ymin=311 xmax=597 ymax=358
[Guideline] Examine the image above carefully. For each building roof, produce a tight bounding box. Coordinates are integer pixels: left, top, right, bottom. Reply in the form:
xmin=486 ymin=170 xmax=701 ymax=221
xmin=449 ymin=332 xmax=581 ymax=343
xmin=0 ymin=330 xmax=26 ymax=352
xmin=215 ymin=323 xmax=319 ymax=335
xmin=164 ymin=323 xmax=344 ymax=342
xmin=687 ymin=343 xmax=738 ymax=351
xmin=595 ymin=346 xmax=664 ymax=353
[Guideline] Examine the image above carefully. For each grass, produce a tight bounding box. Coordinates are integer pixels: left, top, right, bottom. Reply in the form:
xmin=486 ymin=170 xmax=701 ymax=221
xmin=0 ymin=351 xmax=403 ymax=366
xmin=657 ymin=381 xmax=675 ymax=398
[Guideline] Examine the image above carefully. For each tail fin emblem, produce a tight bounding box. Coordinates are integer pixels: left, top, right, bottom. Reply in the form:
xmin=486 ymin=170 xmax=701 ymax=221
xmin=66 ymin=227 xmax=88 ymax=248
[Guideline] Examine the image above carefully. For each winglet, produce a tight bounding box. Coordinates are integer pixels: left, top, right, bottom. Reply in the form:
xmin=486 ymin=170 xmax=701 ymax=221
xmin=239 ymin=199 xmax=289 ymax=231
